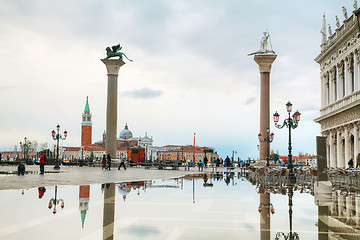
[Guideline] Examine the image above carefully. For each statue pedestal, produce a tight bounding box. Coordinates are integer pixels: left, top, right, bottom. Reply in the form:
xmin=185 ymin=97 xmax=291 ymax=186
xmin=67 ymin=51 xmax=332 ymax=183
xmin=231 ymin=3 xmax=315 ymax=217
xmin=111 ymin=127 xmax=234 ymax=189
xmin=101 ymin=59 xmax=125 ymax=159
xmin=253 ymin=53 xmax=277 ymax=164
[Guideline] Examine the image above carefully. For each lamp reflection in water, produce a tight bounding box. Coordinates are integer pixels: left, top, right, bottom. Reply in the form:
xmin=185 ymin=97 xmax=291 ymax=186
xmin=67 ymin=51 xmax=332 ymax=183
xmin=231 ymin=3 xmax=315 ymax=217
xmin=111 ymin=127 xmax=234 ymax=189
xmin=103 ymin=183 xmax=115 ymax=240
xmin=275 ymin=181 xmax=299 ymax=240
xmin=48 ymin=186 xmax=64 ymax=214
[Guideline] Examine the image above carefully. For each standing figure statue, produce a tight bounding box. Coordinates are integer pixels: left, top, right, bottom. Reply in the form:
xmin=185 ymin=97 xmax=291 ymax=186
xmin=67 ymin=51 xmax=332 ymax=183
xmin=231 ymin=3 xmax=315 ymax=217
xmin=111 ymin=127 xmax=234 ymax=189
xmin=335 ymin=16 xmax=340 ymax=28
xmin=328 ymin=24 xmax=332 ymax=35
xmin=342 ymin=6 xmax=348 ymax=19
xmin=260 ymin=32 xmax=270 ymax=52
xmin=354 ymin=0 xmax=358 ymax=10
xmin=104 ymin=44 xmax=133 ymax=62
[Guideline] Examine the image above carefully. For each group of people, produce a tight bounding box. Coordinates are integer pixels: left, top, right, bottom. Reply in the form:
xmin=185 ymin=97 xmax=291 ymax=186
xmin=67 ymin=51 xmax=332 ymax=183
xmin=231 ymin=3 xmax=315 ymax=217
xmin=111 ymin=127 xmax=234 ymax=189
xmin=101 ymin=154 xmax=126 ymax=171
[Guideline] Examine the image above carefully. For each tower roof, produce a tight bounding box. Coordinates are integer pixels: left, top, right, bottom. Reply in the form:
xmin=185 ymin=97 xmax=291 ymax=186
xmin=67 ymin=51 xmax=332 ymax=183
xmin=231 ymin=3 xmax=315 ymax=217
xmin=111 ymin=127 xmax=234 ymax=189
xmin=84 ymin=96 xmax=90 ymax=113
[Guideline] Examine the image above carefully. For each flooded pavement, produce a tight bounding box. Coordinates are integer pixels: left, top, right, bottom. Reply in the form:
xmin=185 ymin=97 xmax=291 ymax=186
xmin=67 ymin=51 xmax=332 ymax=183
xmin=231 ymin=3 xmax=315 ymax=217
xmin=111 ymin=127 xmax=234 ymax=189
xmin=1 ymin=172 xmax=359 ymax=239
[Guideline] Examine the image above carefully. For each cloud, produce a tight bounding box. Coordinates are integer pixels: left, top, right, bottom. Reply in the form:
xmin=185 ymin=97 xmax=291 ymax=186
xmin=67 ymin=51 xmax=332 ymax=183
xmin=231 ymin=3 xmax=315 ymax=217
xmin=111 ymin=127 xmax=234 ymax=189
xmin=121 ymin=87 xmax=164 ymax=99
xmin=244 ymin=97 xmax=256 ymax=105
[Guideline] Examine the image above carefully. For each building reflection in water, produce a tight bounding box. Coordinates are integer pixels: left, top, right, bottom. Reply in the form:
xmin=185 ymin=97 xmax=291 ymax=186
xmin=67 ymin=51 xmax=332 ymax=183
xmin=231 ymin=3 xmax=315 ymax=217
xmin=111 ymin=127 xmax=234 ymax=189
xmin=79 ymin=185 xmax=90 ymax=228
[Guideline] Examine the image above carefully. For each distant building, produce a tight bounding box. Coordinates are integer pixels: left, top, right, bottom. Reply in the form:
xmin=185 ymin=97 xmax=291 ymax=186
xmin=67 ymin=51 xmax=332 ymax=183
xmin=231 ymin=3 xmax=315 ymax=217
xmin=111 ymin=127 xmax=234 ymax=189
xmin=156 ymin=145 xmax=219 ymax=163
xmin=63 ymin=97 xmax=153 ymax=160
xmin=314 ymin=10 xmax=360 ymax=168
xmin=279 ymin=155 xmax=317 ymax=167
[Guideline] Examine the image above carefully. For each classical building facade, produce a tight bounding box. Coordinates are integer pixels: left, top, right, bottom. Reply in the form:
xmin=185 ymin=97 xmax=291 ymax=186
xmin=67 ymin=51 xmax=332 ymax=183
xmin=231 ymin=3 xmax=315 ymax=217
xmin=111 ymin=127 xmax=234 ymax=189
xmin=314 ymin=8 xmax=360 ymax=168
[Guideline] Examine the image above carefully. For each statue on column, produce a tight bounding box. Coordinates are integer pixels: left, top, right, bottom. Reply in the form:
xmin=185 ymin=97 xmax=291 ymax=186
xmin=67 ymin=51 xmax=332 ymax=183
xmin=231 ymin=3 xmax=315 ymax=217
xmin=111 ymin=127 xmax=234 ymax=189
xmin=104 ymin=44 xmax=133 ymax=62
xmin=260 ymin=32 xmax=270 ymax=52
xmin=354 ymin=0 xmax=358 ymax=10
xmin=336 ymin=16 xmax=340 ymax=28
xmin=342 ymin=6 xmax=348 ymax=19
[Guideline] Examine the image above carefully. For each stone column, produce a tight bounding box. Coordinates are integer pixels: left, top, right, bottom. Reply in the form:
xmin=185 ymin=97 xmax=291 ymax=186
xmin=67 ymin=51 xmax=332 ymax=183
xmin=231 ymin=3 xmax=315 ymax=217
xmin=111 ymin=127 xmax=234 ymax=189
xmin=354 ymin=123 xmax=359 ymax=162
xmin=329 ymin=131 xmax=335 ymax=168
xmin=344 ymin=126 xmax=350 ymax=168
xmin=259 ymin=192 xmax=270 ymax=240
xmin=101 ymin=59 xmax=125 ymax=159
xmin=328 ymin=71 xmax=333 ymax=104
xmin=325 ymin=75 xmax=329 ymax=106
xmin=354 ymin=50 xmax=359 ymax=92
xmin=253 ymin=53 xmax=277 ymax=163
xmin=321 ymin=76 xmax=324 ymax=108
xmin=338 ymin=61 xmax=345 ymax=99
xmin=336 ymin=129 xmax=341 ymax=168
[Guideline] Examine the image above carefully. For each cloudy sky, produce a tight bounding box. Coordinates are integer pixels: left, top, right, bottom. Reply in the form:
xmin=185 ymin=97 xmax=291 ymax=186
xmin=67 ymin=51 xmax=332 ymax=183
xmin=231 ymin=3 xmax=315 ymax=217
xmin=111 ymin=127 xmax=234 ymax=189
xmin=0 ymin=0 xmax=354 ymax=159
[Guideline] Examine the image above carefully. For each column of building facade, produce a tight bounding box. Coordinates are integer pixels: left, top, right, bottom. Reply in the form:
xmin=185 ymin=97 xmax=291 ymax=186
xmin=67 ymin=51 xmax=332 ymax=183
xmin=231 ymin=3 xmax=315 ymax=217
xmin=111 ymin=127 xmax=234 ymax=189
xmin=344 ymin=126 xmax=350 ymax=167
xmin=325 ymin=73 xmax=329 ymax=106
xmin=354 ymin=50 xmax=359 ymax=92
xmin=336 ymin=129 xmax=341 ymax=168
xmin=354 ymin=122 xmax=359 ymax=163
xmin=345 ymin=195 xmax=356 ymax=224
xmin=338 ymin=60 xmax=345 ymax=100
xmin=328 ymin=70 xmax=334 ymax=104
xmin=329 ymin=131 xmax=336 ymax=167
xmin=321 ymin=75 xmax=325 ymax=108
xmin=338 ymin=194 xmax=346 ymax=219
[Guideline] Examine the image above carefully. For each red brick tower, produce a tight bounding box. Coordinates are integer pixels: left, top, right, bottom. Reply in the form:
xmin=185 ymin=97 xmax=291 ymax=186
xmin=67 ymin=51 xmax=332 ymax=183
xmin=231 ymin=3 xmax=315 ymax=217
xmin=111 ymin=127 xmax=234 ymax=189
xmin=81 ymin=97 xmax=92 ymax=146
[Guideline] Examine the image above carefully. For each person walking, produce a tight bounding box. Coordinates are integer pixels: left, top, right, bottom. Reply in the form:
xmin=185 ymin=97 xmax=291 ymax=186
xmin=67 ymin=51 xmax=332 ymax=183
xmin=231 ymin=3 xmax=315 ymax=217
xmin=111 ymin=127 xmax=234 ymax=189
xmin=40 ymin=152 xmax=46 ymax=174
xmin=106 ymin=153 xmax=111 ymax=171
xmin=204 ymin=155 xmax=208 ymax=168
xmin=101 ymin=154 xmax=107 ymax=170
xmin=118 ymin=155 xmax=126 ymax=170
xmin=225 ymin=156 xmax=231 ymax=167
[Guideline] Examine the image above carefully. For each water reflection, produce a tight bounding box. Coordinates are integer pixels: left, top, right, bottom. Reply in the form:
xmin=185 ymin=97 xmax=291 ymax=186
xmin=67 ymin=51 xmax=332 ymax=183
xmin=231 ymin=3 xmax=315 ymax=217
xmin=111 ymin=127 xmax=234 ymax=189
xmin=48 ymin=186 xmax=64 ymax=214
xmin=2 ymin=172 xmax=360 ymax=239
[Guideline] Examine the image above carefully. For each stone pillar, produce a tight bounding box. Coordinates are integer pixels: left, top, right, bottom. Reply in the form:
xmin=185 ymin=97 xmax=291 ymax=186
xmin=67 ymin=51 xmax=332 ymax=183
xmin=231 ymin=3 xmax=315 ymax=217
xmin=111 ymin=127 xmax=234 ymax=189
xmin=329 ymin=71 xmax=333 ymax=104
xmin=321 ymin=76 xmax=324 ymax=108
xmin=253 ymin=53 xmax=277 ymax=163
xmin=329 ymin=131 xmax=335 ymax=168
xmin=354 ymin=51 xmax=359 ymax=92
xmin=101 ymin=59 xmax=125 ymax=159
xmin=354 ymin=123 xmax=359 ymax=162
xmin=344 ymin=126 xmax=350 ymax=168
xmin=338 ymin=61 xmax=345 ymax=99
xmin=336 ymin=130 xmax=341 ymax=169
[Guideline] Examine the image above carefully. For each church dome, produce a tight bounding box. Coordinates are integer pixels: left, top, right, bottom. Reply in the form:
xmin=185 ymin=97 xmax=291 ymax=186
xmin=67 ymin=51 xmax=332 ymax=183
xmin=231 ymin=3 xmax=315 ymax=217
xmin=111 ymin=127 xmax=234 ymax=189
xmin=119 ymin=123 xmax=133 ymax=139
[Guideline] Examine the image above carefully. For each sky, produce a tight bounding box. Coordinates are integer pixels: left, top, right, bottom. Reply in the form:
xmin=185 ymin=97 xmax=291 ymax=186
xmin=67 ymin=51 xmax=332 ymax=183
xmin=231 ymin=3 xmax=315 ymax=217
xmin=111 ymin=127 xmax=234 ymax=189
xmin=0 ymin=0 xmax=354 ymax=159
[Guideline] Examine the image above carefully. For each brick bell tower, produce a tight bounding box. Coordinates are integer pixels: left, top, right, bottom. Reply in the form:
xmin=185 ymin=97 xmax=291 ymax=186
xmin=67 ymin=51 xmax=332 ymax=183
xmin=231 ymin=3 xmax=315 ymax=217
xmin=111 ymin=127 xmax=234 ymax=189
xmin=81 ymin=96 xmax=92 ymax=146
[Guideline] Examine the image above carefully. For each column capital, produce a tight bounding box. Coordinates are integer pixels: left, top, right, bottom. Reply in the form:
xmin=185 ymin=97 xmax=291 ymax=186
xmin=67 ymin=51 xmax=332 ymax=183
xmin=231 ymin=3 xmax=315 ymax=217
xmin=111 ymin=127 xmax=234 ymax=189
xmin=101 ymin=59 xmax=125 ymax=75
xmin=253 ymin=54 xmax=277 ymax=73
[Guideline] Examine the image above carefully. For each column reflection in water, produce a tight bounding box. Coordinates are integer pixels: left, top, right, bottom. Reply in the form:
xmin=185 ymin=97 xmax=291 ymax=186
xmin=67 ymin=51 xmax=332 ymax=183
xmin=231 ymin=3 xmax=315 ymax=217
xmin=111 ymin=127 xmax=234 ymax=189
xmin=103 ymin=183 xmax=115 ymax=240
xmin=259 ymin=188 xmax=271 ymax=240
xmin=318 ymin=205 xmax=329 ymax=240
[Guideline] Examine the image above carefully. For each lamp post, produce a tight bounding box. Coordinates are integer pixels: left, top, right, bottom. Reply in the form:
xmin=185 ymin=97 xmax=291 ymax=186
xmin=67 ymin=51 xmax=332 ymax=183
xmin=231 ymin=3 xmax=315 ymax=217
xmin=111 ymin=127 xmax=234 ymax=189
xmin=48 ymin=186 xmax=64 ymax=215
xmin=51 ymin=125 xmax=67 ymax=170
xmin=19 ymin=137 xmax=31 ymax=162
xmin=258 ymin=126 xmax=274 ymax=167
xmin=273 ymin=101 xmax=301 ymax=175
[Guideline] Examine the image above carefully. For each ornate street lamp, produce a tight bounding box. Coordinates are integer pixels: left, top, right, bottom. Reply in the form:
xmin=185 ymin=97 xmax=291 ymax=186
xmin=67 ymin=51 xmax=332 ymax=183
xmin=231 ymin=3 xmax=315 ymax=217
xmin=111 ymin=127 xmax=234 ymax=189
xmin=48 ymin=186 xmax=64 ymax=215
xmin=273 ymin=101 xmax=301 ymax=175
xmin=258 ymin=126 xmax=275 ymax=167
xmin=51 ymin=124 xmax=67 ymax=170
xmin=19 ymin=137 xmax=31 ymax=162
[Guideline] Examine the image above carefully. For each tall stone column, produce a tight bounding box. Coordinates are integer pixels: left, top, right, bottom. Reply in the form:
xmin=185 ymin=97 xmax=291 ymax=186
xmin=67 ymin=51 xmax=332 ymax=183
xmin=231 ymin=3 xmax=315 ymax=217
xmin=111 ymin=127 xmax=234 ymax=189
xmin=101 ymin=59 xmax=125 ymax=159
xmin=259 ymin=192 xmax=271 ymax=240
xmin=253 ymin=53 xmax=277 ymax=162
